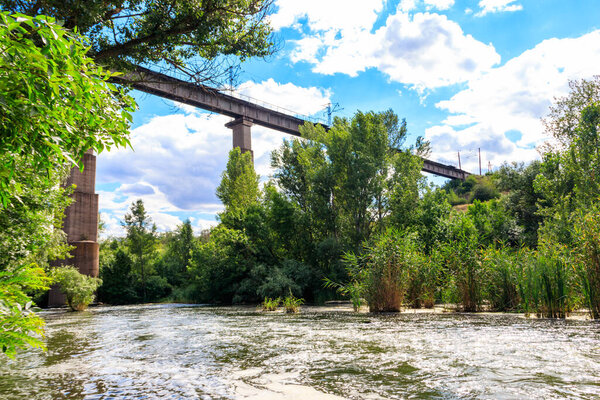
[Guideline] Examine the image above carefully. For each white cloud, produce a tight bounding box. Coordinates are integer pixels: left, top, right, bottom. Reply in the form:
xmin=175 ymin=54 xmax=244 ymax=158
xmin=237 ymin=78 xmax=331 ymax=118
xmin=270 ymin=0 xmax=384 ymax=33
xmin=424 ymin=0 xmax=455 ymax=11
xmin=425 ymin=30 xmax=600 ymax=172
xmin=476 ymin=0 xmax=522 ymax=17
xmin=304 ymin=11 xmax=499 ymax=90
xmin=399 ymin=0 xmax=418 ymax=12
xmin=279 ymin=3 xmax=499 ymax=90
xmin=97 ymin=79 xmax=330 ymax=236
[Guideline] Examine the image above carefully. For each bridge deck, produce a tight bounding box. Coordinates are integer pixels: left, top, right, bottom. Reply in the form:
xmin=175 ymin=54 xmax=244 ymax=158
xmin=113 ymin=67 xmax=471 ymax=180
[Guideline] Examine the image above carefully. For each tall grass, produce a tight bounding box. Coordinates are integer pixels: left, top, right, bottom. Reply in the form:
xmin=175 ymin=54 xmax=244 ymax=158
xmin=515 ymin=242 xmax=574 ymax=318
xmin=573 ymin=206 xmax=600 ymax=319
xmin=406 ymin=253 xmax=438 ymax=308
xmin=440 ymin=216 xmax=483 ymax=312
xmin=343 ymin=230 xmax=417 ymax=312
xmin=482 ymin=247 xmax=521 ymax=311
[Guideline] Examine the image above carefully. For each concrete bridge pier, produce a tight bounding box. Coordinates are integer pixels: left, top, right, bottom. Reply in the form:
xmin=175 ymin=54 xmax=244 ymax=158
xmin=48 ymin=150 xmax=100 ymax=306
xmin=226 ymin=117 xmax=254 ymax=160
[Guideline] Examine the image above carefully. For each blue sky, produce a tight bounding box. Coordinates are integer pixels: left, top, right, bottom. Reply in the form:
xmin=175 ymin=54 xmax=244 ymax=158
xmin=96 ymin=0 xmax=600 ymax=236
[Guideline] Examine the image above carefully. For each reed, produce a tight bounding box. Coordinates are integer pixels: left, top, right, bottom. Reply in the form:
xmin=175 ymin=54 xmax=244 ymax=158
xmin=573 ymin=207 xmax=600 ymax=319
xmin=261 ymin=297 xmax=280 ymax=311
xmin=482 ymin=247 xmax=520 ymax=311
xmin=282 ymin=290 xmax=303 ymax=313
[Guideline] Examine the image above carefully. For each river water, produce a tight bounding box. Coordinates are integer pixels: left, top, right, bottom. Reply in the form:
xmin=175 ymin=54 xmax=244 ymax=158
xmin=1 ymin=304 xmax=599 ymax=399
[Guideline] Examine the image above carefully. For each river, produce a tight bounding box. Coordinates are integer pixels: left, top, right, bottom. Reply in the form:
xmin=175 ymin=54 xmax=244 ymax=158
xmin=1 ymin=304 xmax=599 ymax=399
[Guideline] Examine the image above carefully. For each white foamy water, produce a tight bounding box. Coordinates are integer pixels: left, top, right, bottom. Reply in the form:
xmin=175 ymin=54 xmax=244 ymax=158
xmin=1 ymin=304 xmax=599 ymax=399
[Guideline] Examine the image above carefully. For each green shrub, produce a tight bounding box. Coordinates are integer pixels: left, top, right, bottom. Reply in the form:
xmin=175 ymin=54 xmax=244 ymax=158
xmin=261 ymin=297 xmax=280 ymax=311
xmin=0 ymin=264 xmax=51 ymax=358
xmin=51 ymin=266 xmax=102 ymax=311
xmin=469 ymin=181 xmax=499 ymax=203
xmin=142 ymin=275 xmax=172 ymax=302
xmin=282 ymin=289 xmax=303 ymax=313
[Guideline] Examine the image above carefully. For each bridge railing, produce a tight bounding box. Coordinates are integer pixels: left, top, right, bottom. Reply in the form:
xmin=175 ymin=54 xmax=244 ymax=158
xmin=222 ymin=89 xmax=328 ymax=126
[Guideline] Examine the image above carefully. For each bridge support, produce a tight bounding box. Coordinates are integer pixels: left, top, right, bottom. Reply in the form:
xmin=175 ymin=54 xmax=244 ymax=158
xmin=48 ymin=150 xmax=100 ymax=306
xmin=226 ymin=117 xmax=253 ymax=160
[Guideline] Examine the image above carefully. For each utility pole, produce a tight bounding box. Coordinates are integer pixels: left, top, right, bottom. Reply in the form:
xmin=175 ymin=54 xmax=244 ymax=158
xmin=458 ymin=151 xmax=462 ymax=170
xmin=323 ymin=102 xmax=342 ymax=126
xmin=478 ymin=148 xmax=482 ymax=175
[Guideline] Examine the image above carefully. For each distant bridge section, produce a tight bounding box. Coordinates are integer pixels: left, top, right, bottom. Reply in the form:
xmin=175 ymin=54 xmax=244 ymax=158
xmin=113 ymin=66 xmax=471 ymax=180
xmin=422 ymin=159 xmax=470 ymax=180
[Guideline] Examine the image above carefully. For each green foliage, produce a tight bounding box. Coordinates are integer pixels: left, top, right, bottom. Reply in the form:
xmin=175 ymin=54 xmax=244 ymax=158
xmin=494 ymin=162 xmax=543 ymax=247
xmin=1 ymin=1 xmax=275 ymax=85
xmin=0 ymin=12 xmax=134 ymax=208
xmin=282 ymin=289 xmax=304 ymax=313
xmin=189 ymin=225 xmax=253 ymax=303
xmin=535 ymin=80 xmax=600 ymax=245
xmin=467 ymin=200 xmax=520 ymax=247
xmin=51 ymin=266 xmax=102 ymax=311
xmin=542 ymin=76 xmax=600 ymax=148
xmin=143 ymin=275 xmax=172 ymax=302
xmin=261 ymin=297 xmax=280 ymax=311
xmin=442 ymin=175 xmax=499 ymax=206
xmin=344 ymin=230 xmax=418 ymax=312
xmin=156 ymin=219 xmax=195 ymax=286
xmin=469 ymin=180 xmax=500 ymax=203
xmin=573 ymin=204 xmax=600 ymax=319
xmin=217 ymin=148 xmax=260 ymax=217
xmin=441 ymin=214 xmax=483 ymax=312
xmin=123 ymin=199 xmax=157 ymax=302
xmin=98 ymin=249 xmax=138 ymax=305
xmin=406 ymin=252 xmax=438 ymax=309
xmin=481 ymin=247 xmax=521 ymax=311
xmin=412 ymin=188 xmax=452 ymax=255
xmin=323 ymin=277 xmax=364 ymax=312
xmin=0 ymin=264 xmax=51 ymax=358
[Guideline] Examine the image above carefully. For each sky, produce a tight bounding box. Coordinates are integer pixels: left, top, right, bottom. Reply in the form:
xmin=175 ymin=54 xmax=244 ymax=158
xmin=96 ymin=0 xmax=600 ymax=237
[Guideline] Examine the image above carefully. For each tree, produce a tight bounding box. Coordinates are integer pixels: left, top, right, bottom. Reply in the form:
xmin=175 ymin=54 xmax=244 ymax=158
xmin=122 ymin=199 xmax=157 ymax=302
xmin=0 ymin=12 xmax=133 ymax=358
xmin=535 ymin=80 xmax=600 ymax=243
xmin=0 ymin=12 xmax=135 ymax=208
xmin=288 ymin=110 xmax=426 ymax=251
xmin=543 ymin=76 xmax=600 ymax=149
xmin=98 ymin=249 xmax=138 ymax=304
xmin=2 ymin=0 xmax=275 ymax=85
xmin=216 ymin=148 xmax=260 ymax=217
xmin=159 ymin=219 xmax=195 ymax=286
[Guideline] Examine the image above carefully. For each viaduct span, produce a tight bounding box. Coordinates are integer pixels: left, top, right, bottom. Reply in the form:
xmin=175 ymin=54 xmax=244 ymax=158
xmin=112 ymin=67 xmax=471 ymax=181
xmin=48 ymin=67 xmax=470 ymax=305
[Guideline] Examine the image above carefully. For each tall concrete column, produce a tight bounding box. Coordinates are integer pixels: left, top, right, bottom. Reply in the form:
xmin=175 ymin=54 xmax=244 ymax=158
xmin=48 ymin=150 xmax=100 ymax=306
xmin=225 ymin=117 xmax=254 ymax=160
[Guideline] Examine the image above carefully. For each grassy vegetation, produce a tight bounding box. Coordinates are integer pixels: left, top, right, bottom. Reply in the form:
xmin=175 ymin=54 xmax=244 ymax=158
xmin=261 ymin=297 xmax=280 ymax=311
xmin=282 ymin=290 xmax=304 ymax=313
